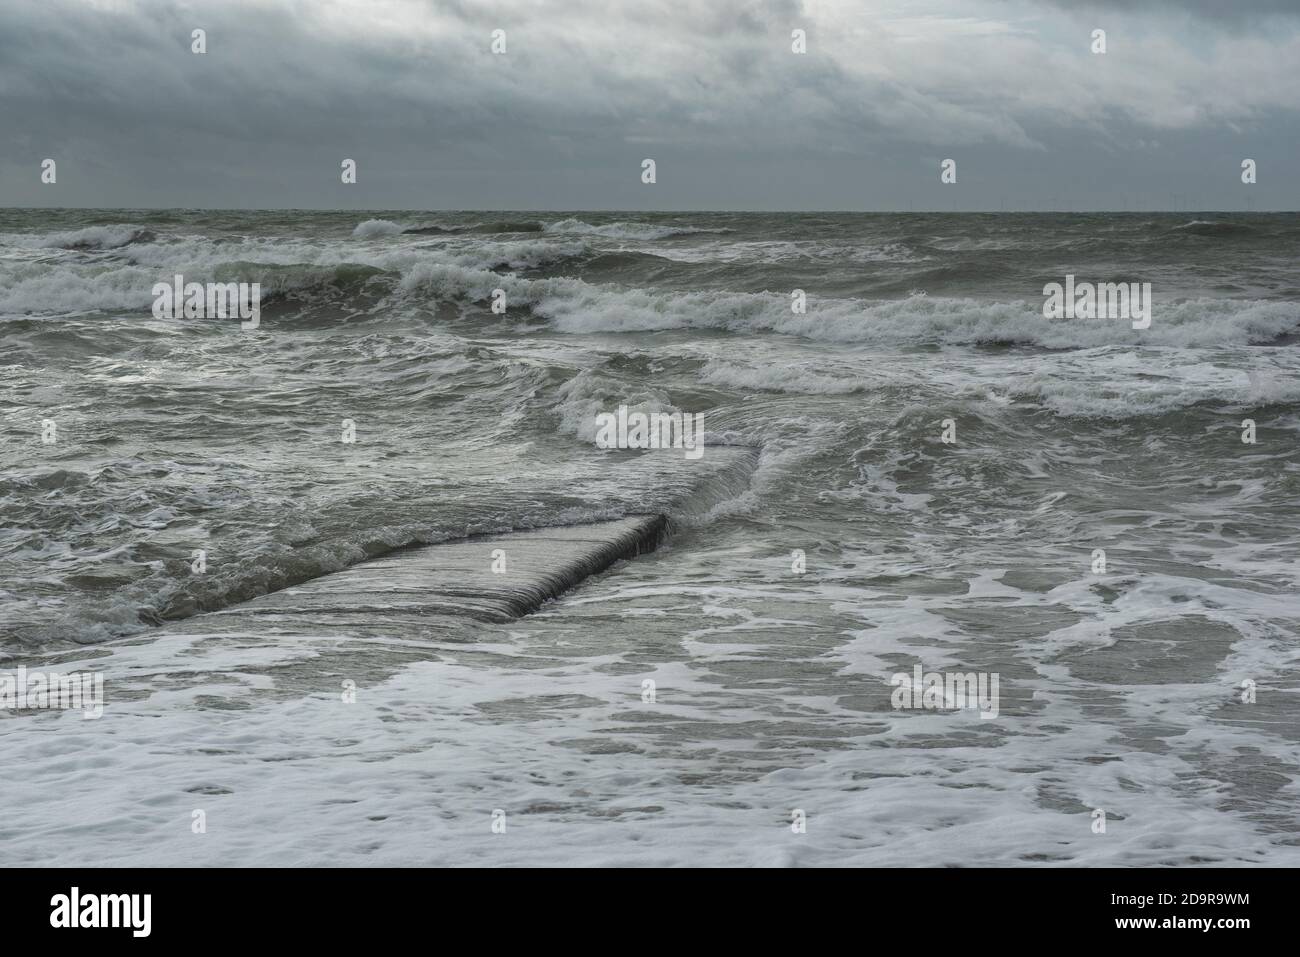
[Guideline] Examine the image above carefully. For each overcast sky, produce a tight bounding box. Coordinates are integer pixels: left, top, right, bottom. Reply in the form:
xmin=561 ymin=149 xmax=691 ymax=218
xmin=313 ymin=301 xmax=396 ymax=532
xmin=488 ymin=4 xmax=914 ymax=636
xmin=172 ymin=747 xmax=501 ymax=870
xmin=3 ymin=0 xmax=1298 ymax=210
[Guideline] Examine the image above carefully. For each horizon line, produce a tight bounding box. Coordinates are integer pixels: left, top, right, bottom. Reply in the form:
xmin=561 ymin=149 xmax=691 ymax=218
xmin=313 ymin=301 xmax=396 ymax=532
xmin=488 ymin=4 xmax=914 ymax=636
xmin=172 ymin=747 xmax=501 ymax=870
xmin=1 ymin=206 xmax=1296 ymax=214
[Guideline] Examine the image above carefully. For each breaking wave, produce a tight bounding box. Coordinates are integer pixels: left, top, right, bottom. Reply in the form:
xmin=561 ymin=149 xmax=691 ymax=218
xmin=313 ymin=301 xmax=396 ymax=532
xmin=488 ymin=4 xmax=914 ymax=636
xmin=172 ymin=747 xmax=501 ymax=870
xmin=543 ymin=218 xmax=727 ymax=241
xmin=40 ymin=225 xmax=156 ymax=249
xmin=1170 ymin=219 xmax=1257 ymax=237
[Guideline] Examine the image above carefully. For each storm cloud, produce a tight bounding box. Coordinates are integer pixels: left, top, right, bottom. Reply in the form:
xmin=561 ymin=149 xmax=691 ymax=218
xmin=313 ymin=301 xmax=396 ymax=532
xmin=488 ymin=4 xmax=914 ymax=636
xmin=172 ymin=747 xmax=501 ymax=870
xmin=3 ymin=0 xmax=1298 ymax=209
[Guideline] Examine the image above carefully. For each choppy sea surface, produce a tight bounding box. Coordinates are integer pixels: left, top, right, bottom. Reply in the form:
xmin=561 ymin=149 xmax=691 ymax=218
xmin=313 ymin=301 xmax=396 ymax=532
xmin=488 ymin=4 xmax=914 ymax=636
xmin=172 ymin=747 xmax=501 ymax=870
xmin=2 ymin=209 xmax=1299 ymax=866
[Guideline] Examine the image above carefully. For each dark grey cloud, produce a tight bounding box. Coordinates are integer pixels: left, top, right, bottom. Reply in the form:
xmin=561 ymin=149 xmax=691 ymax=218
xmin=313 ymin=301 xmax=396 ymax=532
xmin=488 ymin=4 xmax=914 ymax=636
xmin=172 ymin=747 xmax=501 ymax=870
xmin=2 ymin=0 xmax=1298 ymax=210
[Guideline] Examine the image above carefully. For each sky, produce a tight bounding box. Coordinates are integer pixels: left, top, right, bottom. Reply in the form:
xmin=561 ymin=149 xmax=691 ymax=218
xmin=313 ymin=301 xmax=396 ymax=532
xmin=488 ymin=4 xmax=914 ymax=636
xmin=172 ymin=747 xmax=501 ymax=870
xmin=2 ymin=0 xmax=1299 ymax=210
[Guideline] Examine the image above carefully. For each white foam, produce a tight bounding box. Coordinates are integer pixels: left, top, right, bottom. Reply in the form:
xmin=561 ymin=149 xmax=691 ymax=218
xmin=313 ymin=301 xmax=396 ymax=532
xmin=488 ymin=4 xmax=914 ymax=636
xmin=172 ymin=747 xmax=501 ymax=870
xmin=3 ymin=548 xmax=1295 ymax=866
xmin=543 ymin=218 xmax=718 ymax=241
xmin=36 ymin=225 xmax=150 ymax=249
xmin=351 ymin=218 xmax=403 ymax=238
xmin=699 ymin=358 xmax=871 ymax=394
xmin=994 ymin=347 xmax=1300 ymax=418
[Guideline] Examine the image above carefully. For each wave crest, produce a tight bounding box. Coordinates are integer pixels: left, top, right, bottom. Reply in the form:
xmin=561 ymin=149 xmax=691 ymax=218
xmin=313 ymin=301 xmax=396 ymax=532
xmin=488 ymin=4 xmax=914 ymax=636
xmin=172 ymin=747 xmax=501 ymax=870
xmin=352 ymin=218 xmax=403 ymax=238
xmin=543 ymin=218 xmax=725 ymax=241
xmin=40 ymin=226 xmax=156 ymax=250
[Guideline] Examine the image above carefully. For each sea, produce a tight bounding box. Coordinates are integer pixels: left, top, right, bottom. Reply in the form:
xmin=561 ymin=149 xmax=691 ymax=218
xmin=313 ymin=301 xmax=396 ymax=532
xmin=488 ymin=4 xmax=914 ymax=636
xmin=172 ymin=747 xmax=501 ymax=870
xmin=1 ymin=208 xmax=1298 ymax=865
